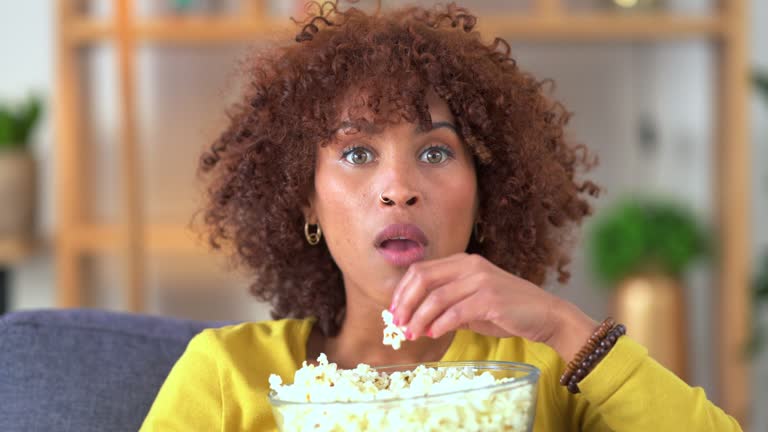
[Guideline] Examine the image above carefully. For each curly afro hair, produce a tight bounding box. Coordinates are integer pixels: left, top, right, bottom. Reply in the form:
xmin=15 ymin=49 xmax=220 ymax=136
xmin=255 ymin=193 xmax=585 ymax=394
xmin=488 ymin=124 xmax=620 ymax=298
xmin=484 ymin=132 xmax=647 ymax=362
xmin=195 ymin=1 xmax=600 ymax=336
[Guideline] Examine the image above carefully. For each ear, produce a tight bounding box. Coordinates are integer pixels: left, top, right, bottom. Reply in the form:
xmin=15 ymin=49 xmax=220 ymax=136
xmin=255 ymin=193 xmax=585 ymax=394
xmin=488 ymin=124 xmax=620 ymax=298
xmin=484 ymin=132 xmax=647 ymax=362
xmin=302 ymin=195 xmax=317 ymax=224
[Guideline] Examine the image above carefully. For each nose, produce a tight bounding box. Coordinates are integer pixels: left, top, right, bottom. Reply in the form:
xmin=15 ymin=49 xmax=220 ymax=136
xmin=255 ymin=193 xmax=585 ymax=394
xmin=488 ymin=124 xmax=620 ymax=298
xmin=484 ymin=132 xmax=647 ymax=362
xmin=378 ymin=170 xmax=421 ymax=208
xmin=377 ymin=145 xmax=422 ymax=208
xmin=379 ymin=191 xmax=419 ymax=207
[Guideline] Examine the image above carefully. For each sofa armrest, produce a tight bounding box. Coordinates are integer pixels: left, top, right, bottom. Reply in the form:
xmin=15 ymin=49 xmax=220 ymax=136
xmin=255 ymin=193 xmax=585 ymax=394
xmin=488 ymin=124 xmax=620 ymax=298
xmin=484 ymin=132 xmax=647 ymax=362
xmin=0 ymin=309 xmax=234 ymax=432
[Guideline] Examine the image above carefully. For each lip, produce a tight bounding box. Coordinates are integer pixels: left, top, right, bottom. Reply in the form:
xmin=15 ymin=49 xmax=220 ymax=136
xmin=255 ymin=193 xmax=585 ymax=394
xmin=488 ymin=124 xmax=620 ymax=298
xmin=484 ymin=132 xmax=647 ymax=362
xmin=374 ymin=223 xmax=428 ymax=267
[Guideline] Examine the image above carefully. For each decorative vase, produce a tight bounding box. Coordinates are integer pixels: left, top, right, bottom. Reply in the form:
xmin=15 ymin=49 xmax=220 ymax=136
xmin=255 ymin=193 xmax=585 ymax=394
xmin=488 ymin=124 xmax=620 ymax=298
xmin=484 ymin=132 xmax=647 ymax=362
xmin=0 ymin=150 xmax=37 ymax=240
xmin=612 ymin=273 xmax=688 ymax=380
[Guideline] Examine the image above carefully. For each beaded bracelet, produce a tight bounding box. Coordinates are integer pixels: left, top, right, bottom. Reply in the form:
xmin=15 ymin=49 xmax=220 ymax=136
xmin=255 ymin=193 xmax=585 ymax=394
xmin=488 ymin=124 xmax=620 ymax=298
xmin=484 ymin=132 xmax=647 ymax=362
xmin=559 ymin=318 xmax=627 ymax=394
xmin=558 ymin=318 xmax=614 ymax=386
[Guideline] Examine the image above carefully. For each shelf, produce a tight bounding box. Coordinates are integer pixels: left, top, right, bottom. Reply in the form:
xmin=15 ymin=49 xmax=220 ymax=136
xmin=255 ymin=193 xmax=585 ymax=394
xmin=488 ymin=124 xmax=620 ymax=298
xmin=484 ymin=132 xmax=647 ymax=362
xmin=0 ymin=237 xmax=37 ymax=265
xmin=67 ymin=16 xmax=289 ymax=44
xmin=66 ymin=19 xmax=113 ymax=43
xmin=136 ymin=17 xmax=285 ymax=43
xmin=71 ymin=224 xmax=212 ymax=254
xmin=481 ymin=14 xmax=724 ymax=41
xmin=66 ymin=13 xmax=725 ymax=45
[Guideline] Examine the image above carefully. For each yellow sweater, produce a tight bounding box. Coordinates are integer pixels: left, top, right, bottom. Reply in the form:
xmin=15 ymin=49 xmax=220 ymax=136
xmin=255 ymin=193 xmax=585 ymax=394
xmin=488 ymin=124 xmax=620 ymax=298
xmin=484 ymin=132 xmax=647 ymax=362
xmin=140 ymin=318 xmax=742 ymax=431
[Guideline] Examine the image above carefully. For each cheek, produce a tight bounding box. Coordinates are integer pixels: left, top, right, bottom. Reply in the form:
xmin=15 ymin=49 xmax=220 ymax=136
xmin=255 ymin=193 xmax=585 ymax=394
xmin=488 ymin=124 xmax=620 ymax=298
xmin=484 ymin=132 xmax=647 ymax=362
xmin=445 ymin=180 xmax=477 ymax=220
xmin=314 ymin=167 xmax=364 ymax=247
xmin=441 ymin=163 xmax=477 ymax=212
xmin=433 ymin=167 xmax=478 ymax=243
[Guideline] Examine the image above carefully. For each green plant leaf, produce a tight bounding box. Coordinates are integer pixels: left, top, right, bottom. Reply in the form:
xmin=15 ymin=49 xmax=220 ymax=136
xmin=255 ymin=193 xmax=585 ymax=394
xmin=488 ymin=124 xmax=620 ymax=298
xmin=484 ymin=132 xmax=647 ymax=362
xmin=0 ymin=95 xmax=43 ymax=149
xmin=586 ymin=196 xmax=709 ymax=288
xmin=755 ymin=71 xmax=768 ymax=103
xmin=0 ymin=108 xmax=14 ymax=146
xmin=16 ymin=97 xmax=41 ymax=143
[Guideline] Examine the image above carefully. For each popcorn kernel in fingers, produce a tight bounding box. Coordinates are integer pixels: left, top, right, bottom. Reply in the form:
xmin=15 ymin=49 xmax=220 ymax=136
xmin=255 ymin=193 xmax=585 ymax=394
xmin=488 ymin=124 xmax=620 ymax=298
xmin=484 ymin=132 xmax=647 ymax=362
xmin=381 ymin=309 xmax=407 ymax=350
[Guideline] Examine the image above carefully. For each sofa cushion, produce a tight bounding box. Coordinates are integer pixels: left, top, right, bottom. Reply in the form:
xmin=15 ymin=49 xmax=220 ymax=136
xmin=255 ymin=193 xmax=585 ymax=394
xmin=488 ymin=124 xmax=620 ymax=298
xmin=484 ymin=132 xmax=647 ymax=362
xmin=0 ymin=309 xmax=234 ymax=432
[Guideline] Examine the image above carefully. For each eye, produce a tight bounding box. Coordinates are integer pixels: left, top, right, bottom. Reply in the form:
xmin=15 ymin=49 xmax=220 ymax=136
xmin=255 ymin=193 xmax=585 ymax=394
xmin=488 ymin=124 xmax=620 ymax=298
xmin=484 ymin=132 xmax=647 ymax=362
xmin=419 ymin=145 xmax=454 ymax=164
xmin=341 ymin=146 xmax=375 ymax=165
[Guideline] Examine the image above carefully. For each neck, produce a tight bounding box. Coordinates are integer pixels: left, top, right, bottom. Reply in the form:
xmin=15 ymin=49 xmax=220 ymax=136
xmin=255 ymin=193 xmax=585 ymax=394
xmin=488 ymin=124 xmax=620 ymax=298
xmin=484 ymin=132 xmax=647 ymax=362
xmin=307 ymin=293 xmax=455 ymax=369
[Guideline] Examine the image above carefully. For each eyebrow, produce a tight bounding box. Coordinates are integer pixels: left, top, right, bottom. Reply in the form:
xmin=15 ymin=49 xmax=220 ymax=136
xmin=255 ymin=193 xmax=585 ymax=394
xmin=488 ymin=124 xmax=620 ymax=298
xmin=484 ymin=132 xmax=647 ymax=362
xmin=417 ymin=121 xmax=458 ymax=134
xmin=334 ymin=120 xmax=458 ymax=136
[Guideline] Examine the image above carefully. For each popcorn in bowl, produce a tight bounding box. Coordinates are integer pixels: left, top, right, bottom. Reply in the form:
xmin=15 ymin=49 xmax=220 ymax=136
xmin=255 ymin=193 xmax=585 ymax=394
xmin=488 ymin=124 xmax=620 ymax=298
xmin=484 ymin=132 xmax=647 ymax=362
xmin=268 ymin=354 xmax=540 ymax=431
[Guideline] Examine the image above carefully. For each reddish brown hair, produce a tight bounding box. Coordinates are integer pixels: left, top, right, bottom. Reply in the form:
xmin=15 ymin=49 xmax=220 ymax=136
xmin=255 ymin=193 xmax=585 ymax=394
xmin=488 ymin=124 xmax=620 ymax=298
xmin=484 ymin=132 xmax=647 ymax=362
xmin=195 ymin=1 xmax=600 ymax=335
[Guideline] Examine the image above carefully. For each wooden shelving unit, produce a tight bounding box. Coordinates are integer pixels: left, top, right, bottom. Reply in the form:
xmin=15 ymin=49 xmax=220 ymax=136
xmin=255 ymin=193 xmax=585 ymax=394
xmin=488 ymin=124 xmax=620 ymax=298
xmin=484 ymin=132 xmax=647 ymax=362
xmin=70 ymin=224 xmax=200 ymax=253
xmin=64 ymin=13 xmax=726 ymax=43
xmin=54 ymin=0 xmax=751 ymax=425
xmin=0 ymin=238 xmax=36 ymax=265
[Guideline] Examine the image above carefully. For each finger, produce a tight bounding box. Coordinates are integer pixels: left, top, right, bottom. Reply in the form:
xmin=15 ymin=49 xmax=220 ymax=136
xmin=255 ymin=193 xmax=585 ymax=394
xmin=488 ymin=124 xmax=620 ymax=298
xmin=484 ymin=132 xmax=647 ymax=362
xmin=427 ymin=290 xmax=494 ymax=339
xmin=394 ymin=254 xmax=480 ymax=328
xmin=405 ymin=274 xmax=482 ymax=339
xmin=390 ymin=253 xmax=466 ymax=312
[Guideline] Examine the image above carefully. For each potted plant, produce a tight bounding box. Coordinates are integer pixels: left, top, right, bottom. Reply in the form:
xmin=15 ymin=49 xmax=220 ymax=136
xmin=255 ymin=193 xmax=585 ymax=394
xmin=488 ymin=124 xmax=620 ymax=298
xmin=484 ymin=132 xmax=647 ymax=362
xmin=586 ymin=196 xmax=710 ymax=380
xmin=0 ymin=95 xmax=42 ymax=242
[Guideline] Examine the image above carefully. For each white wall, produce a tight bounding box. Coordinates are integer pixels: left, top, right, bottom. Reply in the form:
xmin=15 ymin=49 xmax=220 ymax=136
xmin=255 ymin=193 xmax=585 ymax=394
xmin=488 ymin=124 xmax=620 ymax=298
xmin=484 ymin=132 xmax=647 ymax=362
xmin=1 ymin=1 xmax=57 ymax=311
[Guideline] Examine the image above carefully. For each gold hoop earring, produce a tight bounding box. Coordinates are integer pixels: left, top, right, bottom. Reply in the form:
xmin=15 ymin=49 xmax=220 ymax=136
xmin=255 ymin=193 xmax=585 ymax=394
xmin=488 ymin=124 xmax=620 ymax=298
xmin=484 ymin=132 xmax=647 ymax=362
xmin=473 ymin=221 xmax=485 ymax=244
xmin=305 ymin=222 xmax=322 ymax=245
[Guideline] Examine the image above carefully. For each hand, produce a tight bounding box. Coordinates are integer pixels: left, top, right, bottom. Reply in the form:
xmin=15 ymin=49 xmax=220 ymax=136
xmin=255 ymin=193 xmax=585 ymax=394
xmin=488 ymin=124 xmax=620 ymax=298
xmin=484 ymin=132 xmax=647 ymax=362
xmin=389 ymin=253 xmax=596 ymax=361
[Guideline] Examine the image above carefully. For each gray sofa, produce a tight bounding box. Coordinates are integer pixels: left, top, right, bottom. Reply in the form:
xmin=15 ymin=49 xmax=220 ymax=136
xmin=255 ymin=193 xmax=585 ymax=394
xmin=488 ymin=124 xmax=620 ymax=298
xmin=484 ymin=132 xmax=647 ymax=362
xmin=0 ymin=309 xmax=234 ymax=432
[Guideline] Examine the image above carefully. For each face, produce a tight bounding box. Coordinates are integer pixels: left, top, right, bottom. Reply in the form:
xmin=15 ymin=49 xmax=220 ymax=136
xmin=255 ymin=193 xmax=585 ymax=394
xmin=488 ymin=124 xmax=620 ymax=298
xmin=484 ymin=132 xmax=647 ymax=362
xmin=306 ymin=88 xmax=478 ymax=307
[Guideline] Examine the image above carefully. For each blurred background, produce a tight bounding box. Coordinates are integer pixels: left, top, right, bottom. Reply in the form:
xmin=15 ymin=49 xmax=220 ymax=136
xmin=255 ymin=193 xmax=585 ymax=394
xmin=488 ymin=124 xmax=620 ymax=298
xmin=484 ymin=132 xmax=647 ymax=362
xmin=0 ymin=0 xmax=764 ymax=430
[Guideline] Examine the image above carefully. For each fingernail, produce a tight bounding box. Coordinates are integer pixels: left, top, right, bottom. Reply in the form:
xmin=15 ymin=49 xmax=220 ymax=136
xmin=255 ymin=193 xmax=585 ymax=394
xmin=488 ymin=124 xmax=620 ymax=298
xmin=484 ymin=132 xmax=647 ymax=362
xmin=393 ymin=316 xmax=400 ymax=326
xmin=427 ymin=329 xmax=434 ymax=338
xmin=405 ymin=329 xmax=413 ymax=340
xmin=388 ymin=303 xmax=396 ymax=313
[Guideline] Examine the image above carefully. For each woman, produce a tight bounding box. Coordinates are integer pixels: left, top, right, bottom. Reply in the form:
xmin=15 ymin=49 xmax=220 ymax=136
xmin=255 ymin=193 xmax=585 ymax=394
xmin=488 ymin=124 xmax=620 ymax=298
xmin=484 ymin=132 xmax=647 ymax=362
xmin=140 ymin=2 xmax=741 ymax=430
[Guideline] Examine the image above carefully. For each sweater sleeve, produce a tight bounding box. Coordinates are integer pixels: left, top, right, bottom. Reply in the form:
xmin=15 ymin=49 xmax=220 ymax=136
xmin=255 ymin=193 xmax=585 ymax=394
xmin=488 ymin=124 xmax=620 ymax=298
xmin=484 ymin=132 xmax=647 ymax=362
xmin=573 ymin=336 xmax=743 ymax=431
xmin=139 ymin=330 xmax=223 ymax=432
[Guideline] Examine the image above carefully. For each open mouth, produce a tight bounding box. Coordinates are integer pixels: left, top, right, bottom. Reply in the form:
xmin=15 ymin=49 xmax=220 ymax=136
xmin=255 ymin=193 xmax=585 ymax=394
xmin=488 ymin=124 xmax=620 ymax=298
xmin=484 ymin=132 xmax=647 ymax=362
xmin=374 ymin=224 xmax=428 ymax=267
xmin=379 ymin=238 xmax=421 ymax=251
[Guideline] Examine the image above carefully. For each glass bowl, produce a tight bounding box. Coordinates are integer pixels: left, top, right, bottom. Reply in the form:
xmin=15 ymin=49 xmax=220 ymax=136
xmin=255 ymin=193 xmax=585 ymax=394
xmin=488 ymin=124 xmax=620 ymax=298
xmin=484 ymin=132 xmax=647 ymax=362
xmin=268 ymin=360 xmax=540 ymax=431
